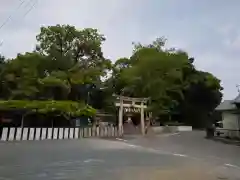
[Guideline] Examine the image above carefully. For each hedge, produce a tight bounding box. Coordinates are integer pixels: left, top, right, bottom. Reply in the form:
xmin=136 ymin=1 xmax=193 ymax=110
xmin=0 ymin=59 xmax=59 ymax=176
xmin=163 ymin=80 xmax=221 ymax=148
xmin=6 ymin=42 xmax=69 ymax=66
xmin=0 ymin=100 xmax=96 ymax=117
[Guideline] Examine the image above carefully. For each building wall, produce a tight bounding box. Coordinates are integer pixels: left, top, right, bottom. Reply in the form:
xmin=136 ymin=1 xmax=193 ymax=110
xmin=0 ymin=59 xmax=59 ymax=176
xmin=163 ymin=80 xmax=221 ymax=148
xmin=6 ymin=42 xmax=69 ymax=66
xmin=222 ymin=112 xmax=239 ymax=130
xmin=222 ymin=112 xmax=240 ymax=137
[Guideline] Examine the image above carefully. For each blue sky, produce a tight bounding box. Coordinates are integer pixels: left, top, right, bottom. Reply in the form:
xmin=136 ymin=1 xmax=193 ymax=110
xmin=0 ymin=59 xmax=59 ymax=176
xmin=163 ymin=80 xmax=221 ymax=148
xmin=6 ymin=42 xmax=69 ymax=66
xmin=0 ymin=0 xmax=239 ymax=99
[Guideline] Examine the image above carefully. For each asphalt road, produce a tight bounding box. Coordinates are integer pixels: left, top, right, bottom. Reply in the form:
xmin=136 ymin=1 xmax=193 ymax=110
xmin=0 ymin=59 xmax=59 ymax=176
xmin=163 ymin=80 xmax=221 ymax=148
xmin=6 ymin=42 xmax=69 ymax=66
xmin=0 ymin=131 xmax=240 ymax=180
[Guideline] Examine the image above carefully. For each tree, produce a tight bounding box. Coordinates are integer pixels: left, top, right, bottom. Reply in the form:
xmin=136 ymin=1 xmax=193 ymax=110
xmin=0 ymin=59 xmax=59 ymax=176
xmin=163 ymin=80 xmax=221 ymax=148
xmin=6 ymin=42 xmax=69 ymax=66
xmin=0 ymin=24 xmax=114 ymax=118
xmin=36 ymin=24 xmax=110 ymax=73
xmin=177 ymin=71 xmax=223 ymax=127
xmin=121 ymin=48 xmax=187 ymax=117
xmin=36 ymin=24 xmax=111 ymax=101
xmin=109 ymin=38 xmax=223 ymax=127
xmin=133 ymin=37 xmax=167 ymax=53
xmin=0 ymin=100 xmax=96 ymax=122
xmin=0 ymin=53 xmax=40 ymax=99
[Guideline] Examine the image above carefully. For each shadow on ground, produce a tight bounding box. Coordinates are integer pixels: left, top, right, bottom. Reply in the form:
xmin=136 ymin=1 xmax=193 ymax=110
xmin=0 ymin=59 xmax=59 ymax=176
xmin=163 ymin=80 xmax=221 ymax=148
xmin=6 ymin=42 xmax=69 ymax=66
xmin=209 ymin=137 xmax=240 ymax=146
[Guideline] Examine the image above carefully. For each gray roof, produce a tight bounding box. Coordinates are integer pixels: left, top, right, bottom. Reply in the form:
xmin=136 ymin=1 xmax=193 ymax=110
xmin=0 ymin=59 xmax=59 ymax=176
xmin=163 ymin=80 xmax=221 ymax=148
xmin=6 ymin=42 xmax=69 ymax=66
xmin=233 ymin=93 xmax=240 ymax=103
xmin=215 ymin=100 xmax=237 ymax=111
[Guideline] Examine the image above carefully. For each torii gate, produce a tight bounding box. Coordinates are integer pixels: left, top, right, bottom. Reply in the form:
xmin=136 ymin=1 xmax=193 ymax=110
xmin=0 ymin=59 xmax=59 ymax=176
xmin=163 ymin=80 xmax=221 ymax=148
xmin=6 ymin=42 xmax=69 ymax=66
xmin=114 ymin=95 xmax=150 ymax=135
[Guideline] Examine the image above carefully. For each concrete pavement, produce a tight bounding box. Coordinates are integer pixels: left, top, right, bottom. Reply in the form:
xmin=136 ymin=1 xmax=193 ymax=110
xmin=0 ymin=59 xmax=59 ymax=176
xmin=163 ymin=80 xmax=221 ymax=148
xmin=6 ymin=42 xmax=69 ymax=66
xmin=0 ymin=131 xmax=240 ymax=179
xmin=118 ymin=131 xmax=240 ymax=166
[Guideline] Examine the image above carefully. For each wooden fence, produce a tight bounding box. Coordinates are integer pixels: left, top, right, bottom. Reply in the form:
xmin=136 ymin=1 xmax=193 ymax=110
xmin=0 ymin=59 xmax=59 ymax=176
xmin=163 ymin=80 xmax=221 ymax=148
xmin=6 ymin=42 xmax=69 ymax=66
xmin=0 ymin=126 xmax=121 ymax=141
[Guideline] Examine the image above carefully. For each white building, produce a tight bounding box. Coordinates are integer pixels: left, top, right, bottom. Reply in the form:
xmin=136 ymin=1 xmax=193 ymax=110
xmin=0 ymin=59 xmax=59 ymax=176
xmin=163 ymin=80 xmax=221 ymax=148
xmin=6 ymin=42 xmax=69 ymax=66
xmin=215 ymin=94 xmax=240 ymax=138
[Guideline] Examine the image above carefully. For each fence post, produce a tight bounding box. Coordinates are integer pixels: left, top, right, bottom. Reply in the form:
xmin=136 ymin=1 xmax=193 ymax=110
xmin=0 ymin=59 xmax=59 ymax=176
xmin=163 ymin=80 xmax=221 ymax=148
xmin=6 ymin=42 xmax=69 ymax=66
xmin=58 ymin=128 xmax=63 ymax=139
xmin=47 ymin=128 xmax=53 ymax=139
xmin=91 ymin=126 xmax=95 ymax=137
xmin=1 ymin=128 xmax=8 ymax=141
xmin=74 ymin=128 xmax=79 ymax=139
xmin=64 ymin=128 xmax=69 ymax=139
xmin=15 ymin=128 xmax=22 ymax=141
xmin=53 ymin=128 xmax=58 ymax=139
xmin=84 ymin=127 xmax=87 ymax=137
xmin=35 ymin=128 xmax=41 ymax=140
xmin=29 ymin=128 xmax=35 ymax=140
xmin=96 ymin=127 xmax=99 ymax=137
xmin=69 ymin=128 xmax=74 ymax=139
xmin=41 ymin=128 xmax=47 ymax=140
xmin=22 ymin=128 xmax=29 ymax=140
xmin=8 ymin=128 xmax=15 ymax=141
xmin=89 ymin=127 xmax=92 ymax=137
xmin=1 ymin=128 xmax=9 ymax=141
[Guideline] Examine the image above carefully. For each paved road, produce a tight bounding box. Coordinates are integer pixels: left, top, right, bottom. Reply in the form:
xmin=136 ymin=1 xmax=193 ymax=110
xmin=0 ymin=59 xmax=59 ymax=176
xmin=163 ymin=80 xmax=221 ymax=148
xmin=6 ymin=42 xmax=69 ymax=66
xmin=121 ymin=131 xmax=240 ymax=166
xmin=0 ymin=131 xmax=240 ymax=180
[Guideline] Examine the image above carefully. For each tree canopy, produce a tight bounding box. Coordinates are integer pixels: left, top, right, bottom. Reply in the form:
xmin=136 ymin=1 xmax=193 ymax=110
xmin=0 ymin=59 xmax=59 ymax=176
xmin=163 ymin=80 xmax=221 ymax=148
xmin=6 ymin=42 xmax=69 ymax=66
xmin=107 ymin=38 xmax=222 ymax=127
xmin=0 ymin=24 xmax=111 ymax=118
xmin=0 ymin=24 xmax=223 ymax=127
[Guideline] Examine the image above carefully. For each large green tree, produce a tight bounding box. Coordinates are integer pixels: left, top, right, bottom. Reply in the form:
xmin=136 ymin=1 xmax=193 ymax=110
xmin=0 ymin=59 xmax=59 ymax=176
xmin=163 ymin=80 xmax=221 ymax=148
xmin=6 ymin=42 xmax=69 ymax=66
xmin=0 ymin=25 xmax=113 ymax=117
xmin=107 ymin=38 xmax=222 ymax=127
xmin=35 ymin=25 xmax=111 ymax=101
xmin=177 ymin=71 xmax=223 ymax=127
xmin=1 ymin=25 xmax=111 ymax=100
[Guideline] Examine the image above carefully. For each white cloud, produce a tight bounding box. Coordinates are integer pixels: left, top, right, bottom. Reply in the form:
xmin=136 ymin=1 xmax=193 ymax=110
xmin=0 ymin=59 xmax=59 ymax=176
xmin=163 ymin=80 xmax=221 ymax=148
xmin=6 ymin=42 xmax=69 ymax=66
xmin=224 ymin=35 xmax=240 ymax=51
xmin=0 ymin=0 xmax=143 ymax=60
xmin=216 ymin=24 xmax=240 ymax=52
xmin=217 ymin=24 xmax=234 ymax=36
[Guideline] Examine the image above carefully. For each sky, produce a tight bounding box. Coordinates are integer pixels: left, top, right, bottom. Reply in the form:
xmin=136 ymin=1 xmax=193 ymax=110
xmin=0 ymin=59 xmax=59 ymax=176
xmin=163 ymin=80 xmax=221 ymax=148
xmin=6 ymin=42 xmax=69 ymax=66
xmin=0 ymin=0 xmax=239 ymax=100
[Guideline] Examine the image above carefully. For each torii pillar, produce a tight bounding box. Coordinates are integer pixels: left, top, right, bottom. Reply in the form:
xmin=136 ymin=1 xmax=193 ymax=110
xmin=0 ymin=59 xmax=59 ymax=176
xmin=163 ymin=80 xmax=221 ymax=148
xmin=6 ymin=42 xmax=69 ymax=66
xmin=140 ymin=102 xmax=145 ymax=135
xmin=118 ymin=96 xmax=123 ymax=136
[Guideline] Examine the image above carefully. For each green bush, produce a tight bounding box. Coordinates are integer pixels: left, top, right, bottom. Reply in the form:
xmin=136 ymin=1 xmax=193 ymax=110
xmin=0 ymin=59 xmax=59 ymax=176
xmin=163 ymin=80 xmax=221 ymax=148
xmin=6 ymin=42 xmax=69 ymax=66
xmin=0 ymin=100 xmax=96 ymax=117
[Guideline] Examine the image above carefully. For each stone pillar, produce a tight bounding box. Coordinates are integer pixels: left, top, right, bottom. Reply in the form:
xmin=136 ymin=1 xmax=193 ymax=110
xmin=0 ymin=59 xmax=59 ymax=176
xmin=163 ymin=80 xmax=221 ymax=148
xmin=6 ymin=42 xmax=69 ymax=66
xmin=118 ymin=97 xmax=123 ymax=135
xmin=149 ymin=112 xmax=152 ymax=125
xmin=140 ymin=102 xmax=145 ymax=135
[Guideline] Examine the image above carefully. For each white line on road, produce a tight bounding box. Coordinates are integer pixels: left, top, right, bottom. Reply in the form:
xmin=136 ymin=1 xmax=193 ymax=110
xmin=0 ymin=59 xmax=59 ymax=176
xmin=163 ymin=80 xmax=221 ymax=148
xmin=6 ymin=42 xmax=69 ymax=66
xmin=127 ymin=144 xmax=138 ymax=148
xmin=224 ymin=163 xmax=240 ymax=169
xmin=111 ymin=139 xmax=240 ymax=171
xmin=83 ymin=159 xmax=104 ymax=163
xmin=123 ymin=141 xmax=188 ymax=157
xmin=173 ymin=153 xmax=188 ymax=157
xmin=115 ymin=139 xmax=189 ymax=156
xmin=161 ymin=133 xmax=180 ymax=137
xmin=113 ymin=138 xmax=240 ymax=170
xmin=116 ymin=138 xmax=128 ymax=142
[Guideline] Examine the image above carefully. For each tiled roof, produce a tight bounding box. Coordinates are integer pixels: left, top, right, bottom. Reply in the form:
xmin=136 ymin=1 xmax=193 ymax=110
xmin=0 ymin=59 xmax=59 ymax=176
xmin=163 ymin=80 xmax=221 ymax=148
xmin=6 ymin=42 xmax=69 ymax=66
xmin=215 ymin=100 xmax=237 ymax=111
xmin=233 ymin=93 xmax=240 ymax=103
